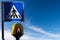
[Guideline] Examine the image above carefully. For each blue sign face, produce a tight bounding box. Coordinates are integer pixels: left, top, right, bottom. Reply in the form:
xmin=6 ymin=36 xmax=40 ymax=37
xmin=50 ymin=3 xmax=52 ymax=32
xmin=2 ymin=2 xmax=24 ymax=22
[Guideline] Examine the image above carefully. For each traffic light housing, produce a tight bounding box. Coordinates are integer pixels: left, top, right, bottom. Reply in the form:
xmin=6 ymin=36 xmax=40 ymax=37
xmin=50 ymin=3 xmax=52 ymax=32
xmin=11 ymin=23 xmax=24 ymax=38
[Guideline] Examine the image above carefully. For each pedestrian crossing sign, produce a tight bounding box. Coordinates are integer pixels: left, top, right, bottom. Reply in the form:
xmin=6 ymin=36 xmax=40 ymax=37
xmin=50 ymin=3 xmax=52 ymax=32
xmin=2 ymin=1 xmax=24 ymax=22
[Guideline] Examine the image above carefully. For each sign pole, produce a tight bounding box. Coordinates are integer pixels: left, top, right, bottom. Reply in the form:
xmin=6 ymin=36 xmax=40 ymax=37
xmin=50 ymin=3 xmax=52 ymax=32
xmin=2 ymin=2 xmax=4 ymax=40
xmin=16 ymin=38 xmax=19 ymax=40
xmin=2 ymin=19 xmax=4 ymax=40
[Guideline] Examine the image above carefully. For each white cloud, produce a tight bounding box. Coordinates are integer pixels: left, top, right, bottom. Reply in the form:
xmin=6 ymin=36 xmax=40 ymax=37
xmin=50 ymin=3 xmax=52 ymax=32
xmin=0 ymin=27 xmax=60 ymax=40
xmin=4 ymin=30 xmax=15 ymax=40
xmin=28 ymin=26 xmax=60 ymax=37
xmin=0 ymin=20 xmax=60 ymax=40
xmin=24 ymin=20 xmax=60 ymax=38
xmin=0 ymin=30 xmax=2 ymax=40
xmin=0 ymin=30 xmax=55 ymax=40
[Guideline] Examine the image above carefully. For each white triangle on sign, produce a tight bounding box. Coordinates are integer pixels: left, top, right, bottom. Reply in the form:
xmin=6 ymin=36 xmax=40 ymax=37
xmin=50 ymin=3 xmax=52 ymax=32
xmin=7 ymin=5 xmax=22 ymax=19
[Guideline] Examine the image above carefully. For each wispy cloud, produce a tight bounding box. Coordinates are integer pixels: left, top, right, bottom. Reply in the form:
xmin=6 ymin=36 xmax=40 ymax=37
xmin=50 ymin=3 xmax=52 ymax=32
xmin=0 ymin=19 xmax=60 ymax=40
xmin=28 ymin=26 xmax=60 ymax=37
xmin=25 ymin=20 xmax=60 ymax=37
xmin=0 ymin=29 xmax=60 ymax=40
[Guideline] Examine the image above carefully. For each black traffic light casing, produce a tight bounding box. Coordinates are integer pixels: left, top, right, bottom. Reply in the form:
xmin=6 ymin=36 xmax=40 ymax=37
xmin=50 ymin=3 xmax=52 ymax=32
xmin=11 ymin=23 xmax=24 ymax=39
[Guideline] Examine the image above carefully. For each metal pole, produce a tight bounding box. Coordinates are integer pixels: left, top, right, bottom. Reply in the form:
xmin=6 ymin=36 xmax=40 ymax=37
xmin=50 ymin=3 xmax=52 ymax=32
xmin=16 ymin=38 xmax=20 ymax=40
xmin=2 ymin=2 xmax=5 ymax=40
xmin=2 ymin=20 xmax=4 ymax=40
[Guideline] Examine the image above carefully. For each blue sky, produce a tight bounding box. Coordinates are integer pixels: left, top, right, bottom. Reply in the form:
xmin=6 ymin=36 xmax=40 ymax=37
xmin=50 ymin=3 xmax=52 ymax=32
xmin=24 ymin=0 xmax=60 ymax=34
xmin=0 ymin=0 xmax=60 ymax=40
xmin=24 ymin=0 xmax=60 ymax=33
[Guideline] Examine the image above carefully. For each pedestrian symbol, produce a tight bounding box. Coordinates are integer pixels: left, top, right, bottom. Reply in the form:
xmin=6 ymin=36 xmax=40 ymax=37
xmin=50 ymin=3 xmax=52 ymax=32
xmin=7 ymin=5 xmax=22 ymax=19
xmin=2 ymin=2 xmax=24 ymax=21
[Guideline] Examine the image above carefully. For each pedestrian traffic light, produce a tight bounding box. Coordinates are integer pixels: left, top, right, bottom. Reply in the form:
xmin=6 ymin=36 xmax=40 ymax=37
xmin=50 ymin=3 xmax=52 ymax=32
xmin=11 ymin=23 xmax=24 ymax=40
